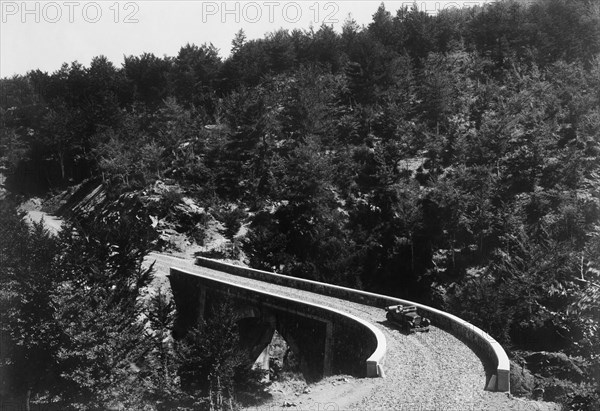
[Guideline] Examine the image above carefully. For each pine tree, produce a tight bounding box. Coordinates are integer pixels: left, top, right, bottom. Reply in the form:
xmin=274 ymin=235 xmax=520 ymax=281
xmin=177 ymin=302 xmax=253 ymax=410
xmin=50 ymin=193 xmax=157 ymax=409
xmin=0 ymin=198 xmax=60 ymax=409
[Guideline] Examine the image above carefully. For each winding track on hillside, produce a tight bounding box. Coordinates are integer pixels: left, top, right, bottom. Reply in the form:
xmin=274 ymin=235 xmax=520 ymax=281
xmin=24 ymin=208 xmax=552 ymax=410
xmin=145 ymin=252 xmax=554 ymax=410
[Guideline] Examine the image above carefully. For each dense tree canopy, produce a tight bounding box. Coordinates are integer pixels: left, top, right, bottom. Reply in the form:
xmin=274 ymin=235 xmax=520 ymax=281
xmin=1 ymin=0 xmax=600 ymax=408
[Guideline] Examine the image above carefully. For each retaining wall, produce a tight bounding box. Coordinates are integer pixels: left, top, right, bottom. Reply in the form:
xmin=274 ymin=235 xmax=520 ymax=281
xmin=196 ymin=257 xmax=510 ymax=392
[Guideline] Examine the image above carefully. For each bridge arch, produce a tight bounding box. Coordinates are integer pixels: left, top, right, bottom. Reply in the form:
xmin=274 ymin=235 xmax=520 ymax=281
xmin=169 ymin=267 xmax=385 ymax=383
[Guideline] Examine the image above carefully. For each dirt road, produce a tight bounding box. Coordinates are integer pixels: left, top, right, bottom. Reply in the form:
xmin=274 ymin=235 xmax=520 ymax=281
xmin=25 ymin=209 xmax=63 ymax=235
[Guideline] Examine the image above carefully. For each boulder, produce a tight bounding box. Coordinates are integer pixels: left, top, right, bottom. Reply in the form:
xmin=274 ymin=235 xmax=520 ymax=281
xmin=524 ymin=351 xmax=585 ymax=383
xmin=510 ymin=360 xmax=535 ymax=397
xmin=541 ymin=377 xmax=576 ymax=403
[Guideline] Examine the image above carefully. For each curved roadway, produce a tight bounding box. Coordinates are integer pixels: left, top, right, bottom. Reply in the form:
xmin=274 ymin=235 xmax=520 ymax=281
xmin=146 ymin=252 xmax=555 ymax=410
xmin=25 ymin=209 xmax=555 ymax=409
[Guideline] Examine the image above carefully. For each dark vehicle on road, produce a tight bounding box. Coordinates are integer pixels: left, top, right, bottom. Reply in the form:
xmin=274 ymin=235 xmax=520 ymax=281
xmin=385 ymin=304 xmax=431 ymax=333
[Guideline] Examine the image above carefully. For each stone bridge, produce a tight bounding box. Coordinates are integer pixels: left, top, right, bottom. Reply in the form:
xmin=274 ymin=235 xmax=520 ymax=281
xmin=169 ymin=268 xmax=386 ymax=381
xmin=163 ymin=255 xmax=510 ymax=393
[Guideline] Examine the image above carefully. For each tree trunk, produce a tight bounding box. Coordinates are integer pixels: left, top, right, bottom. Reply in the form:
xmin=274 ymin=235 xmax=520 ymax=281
xmin=59 ymin=152 xmax=66 ymax=181
xmin=451 ymin=236 xmax=456 ymax=270
xmin=410 ymin=234 xmax=415 ymax=273
xmin=162 ymin=341 xmax=169 ymax=385
xmin=25 ymin=387 xmax=31 ymax=411
xmin=217 ymin=375 xmax=223 ymax=410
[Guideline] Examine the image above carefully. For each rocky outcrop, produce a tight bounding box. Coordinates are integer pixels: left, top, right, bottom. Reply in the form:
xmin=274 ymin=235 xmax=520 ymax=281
xmin=55 ymin=178 xmax=106 ymax=217
xmin=510 ymin=360 xmax=536 ymax=397
xmin=511 ymin=351 xmax=595 ymax=405
xmin=524 ymin=351 xmax=586 ymax=383
xmin=141 ymin=180 xmax=211 ymax=250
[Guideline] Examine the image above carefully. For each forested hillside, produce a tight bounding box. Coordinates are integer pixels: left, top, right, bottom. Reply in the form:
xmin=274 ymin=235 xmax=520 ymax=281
xmin=1 ymin=0 xmax=599 ymax=409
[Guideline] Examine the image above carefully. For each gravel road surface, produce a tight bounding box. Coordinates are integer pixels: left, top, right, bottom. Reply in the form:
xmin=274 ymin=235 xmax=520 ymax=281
xmin=23 ymin=208 xmax=63 ymax=235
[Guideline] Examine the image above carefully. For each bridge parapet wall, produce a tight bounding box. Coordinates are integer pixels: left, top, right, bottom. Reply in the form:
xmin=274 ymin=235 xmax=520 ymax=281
xmin=196 ymin=257 xmax=510 ymax=392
